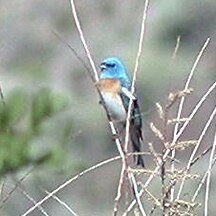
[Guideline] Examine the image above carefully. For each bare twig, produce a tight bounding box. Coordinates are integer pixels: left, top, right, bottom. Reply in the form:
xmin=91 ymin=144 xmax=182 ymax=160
xmin=0 ymin=83 xmax=5 ymax=106
xmin=124 ymin=0 xmax=149 ymax=154
xmin=123 ymin=79 xmax=215 ymax=216
xmin=113 ymin=163 xmax=126 ymax=216
xmin=150 ymin=122 xmax=165 ymax=142
xmin=148 ymin=143 xmax=162 ymax=166
xmin=192 ymin=157 xmax=216 ymax=202
xmin=0 ymin=168 xmax=34 ymax=209
xmin=51 ymin=30 xmax=94 ymax=82
xmin=204 ymin=130 xmax=216 ymax=216
xmin=114 ymin=1 xmax=150 ymax=215
xmin=176 ymin=81 xmax=216 ymax=139
xmin=190 ymin=146 xmax=212 ymax=167
xmin=18 ymin=186 xmax=49 ymax=216
xmin=0 ymin=177 xmax=6 ymax=202
xmin=173 ymin=37 xmax=210 ymax=140
xmin=69 ymin=0 xmax=98 ymax=81
xmin=120 ymin=1 xmax=150 ymax=215
xmin=45 ymin=190 xmax=78 ymax=216
xmin=68 ymin=2 xmax=128 ymax=215
xmin=177 ymin=106 xmax=216 ymax=199
xmin=156 ymin=102 xmax=165 ymax=121
xmin=129 ymin=172 xmax=146 ymax=216
xmin=171 ymin=36 xmax=181 ymax=62
xmin=170 ymin=37 xmax=210 ymax=201
xmin=21 ymin=156 xmax=121 ymax=216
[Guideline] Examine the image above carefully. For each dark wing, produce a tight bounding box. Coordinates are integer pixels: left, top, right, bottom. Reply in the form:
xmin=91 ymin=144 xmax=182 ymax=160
xmin=120 ymin=92 xmax=145 ymax=167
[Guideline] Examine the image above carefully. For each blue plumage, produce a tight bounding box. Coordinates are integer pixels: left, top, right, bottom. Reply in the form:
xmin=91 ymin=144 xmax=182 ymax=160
xmin=99 ymin=57 xmax=144 ymax=167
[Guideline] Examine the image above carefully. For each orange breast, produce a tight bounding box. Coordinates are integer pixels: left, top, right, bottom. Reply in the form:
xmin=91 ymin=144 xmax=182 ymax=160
xmin=96 ymin=79 xmax=121 ymax=93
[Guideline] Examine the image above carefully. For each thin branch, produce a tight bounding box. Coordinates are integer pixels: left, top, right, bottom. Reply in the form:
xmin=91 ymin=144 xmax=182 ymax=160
xmin=192 ymin=157 xmax=216 ymax=202
xmin=129 ymin=172 xmax=147 ymax=216
xmin=170 ymin=37 xmax=210 ymax=201
xmin=51 ymin=30 xmax=94 ymax=82
xmin=173 ymin=37 xmax=210 ymax=139
xmin=190 ymin=146 xmax=212 ymax=166
xmin=69 ymin=2 xmax=128 ymax=214
xmin=123 ymin=80 xmax=215 ymax=215
xmin=113 ymin=161 xmax=127 ymax=216
xmin=69 ymin=0 xmax=126 ymax=164
xmin=21 ymin=156 xmax=121 ymax=216
xmin=124 ymin=0 xmax=149 ymax=154
xmin=0 ymin=83 xmax=5 ymax=106
xmin=45 ymin=190 xmax=78 ymax=216
xmin=177 ymin=106 xmax=216 ymax=199
xmin=176 ymin=81 xmax=216 ymax=139
xmin=18 ymin=186 xmax=49 ymax=216
xmin=121 ymin=1 xmax=149 ymax=215
xmin=0 ymin=177 xmax=6 ymax=202
xmin=69 ymin=0 xmax=98 ymax=81
xmin=204 ymin=130 xmax=216 ymax=216
xmin=171 ymin=36 xmax=181 ymax=62
xmin=0 ymin=168 xmax=34 ymax=209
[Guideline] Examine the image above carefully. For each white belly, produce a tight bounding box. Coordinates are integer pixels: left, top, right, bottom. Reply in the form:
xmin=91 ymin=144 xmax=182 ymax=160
xmin=101 ymin=92 xmax=126 ymax=122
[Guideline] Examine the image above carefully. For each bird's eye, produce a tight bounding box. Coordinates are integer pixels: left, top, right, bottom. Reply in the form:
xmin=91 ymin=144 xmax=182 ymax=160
xmin=100 ymin=62 xmax=116 ymax=70
xmin=106 ymin=63 xmax=115 ymax=68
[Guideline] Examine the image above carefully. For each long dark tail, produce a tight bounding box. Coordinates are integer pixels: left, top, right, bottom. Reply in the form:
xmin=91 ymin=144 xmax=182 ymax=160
xmin=130 ymin=123 xmax=145 ymax=167
xmin=120 ymin=94 xmax=144 ymax=167
xmin=130 ymin=99 xmax=145 ymax=167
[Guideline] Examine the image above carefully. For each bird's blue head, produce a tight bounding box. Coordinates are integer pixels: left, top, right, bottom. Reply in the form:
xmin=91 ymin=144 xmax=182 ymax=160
xmin=100 ymin=57 xmax=131 ymax=88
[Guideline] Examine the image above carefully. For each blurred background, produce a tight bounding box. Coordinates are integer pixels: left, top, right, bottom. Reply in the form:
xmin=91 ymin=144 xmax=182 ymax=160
xmin=0 ymin=0 xmax=215 ymax=215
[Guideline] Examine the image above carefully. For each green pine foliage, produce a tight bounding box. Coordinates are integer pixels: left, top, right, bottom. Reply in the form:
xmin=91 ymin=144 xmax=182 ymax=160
xmin=0 ymin=88 xmax=71 ymax=176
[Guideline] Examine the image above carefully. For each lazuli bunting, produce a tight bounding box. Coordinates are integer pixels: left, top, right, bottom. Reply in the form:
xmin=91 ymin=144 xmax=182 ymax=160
xmin=97 ymin=57 xmax=144 ymax=167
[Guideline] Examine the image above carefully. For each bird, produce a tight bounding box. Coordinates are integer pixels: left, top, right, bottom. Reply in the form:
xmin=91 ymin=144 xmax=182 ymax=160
xmin=96 ymin=57 xmax=144 ymax=167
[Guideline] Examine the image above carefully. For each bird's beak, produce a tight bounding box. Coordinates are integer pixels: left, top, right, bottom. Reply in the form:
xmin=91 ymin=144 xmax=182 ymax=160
xmin=100 ymin=63 xmax=106 ymax=70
